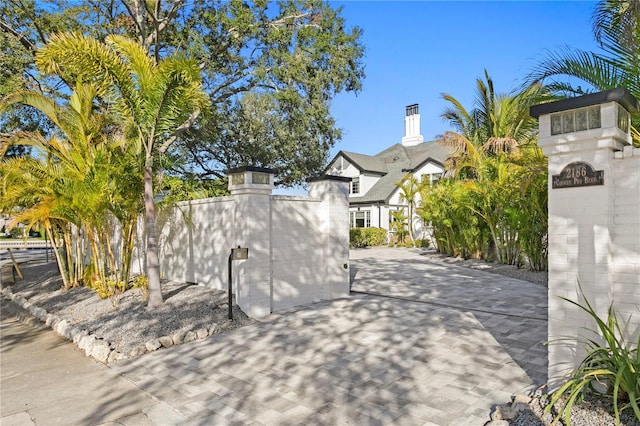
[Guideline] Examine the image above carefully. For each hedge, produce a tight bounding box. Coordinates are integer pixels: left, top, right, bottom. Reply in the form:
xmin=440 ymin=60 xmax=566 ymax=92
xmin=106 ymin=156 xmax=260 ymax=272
xmin=350 ymin=228 xmax=387 ymax=248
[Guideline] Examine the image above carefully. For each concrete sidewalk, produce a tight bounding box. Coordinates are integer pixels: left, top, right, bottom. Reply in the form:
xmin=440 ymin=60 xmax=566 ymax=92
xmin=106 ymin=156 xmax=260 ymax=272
xmin=0 ymin=299 xmax=186 ymax=426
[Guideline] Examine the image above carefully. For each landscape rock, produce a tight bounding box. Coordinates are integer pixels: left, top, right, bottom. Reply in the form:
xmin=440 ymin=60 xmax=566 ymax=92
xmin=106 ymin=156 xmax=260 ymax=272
xmin=195 ymin=328 xmax=208 ymax=340
xmin=492 ymin=405 xmax=517 ymax=421
xmin=183 ymin=331 xmax=197 ymax=343
xmin=78 ymin=334 xmax=95 ymax=353
xmin=30 ymin=306 xmax=47 ymax=320
xmin=513 ymin=394 xmax=532 ymax=405
xmin=54 ymin=319 xmax=69 ymax=336
xmin=45 ymin=313 xmax=56 ymax=326
xmin=71 ymin=327 xmax=88 ymax=344
xmin=130 ymin=346 xmax=146 ymax=358
xmin=172 ymin=331 xmax=186 ymax=345
xmin=107 ymin=351 xmax=127 ymax=364
xmin=89 ymin=339 xmax=112 ymax=363
xmin=159 ymin=336 xmax=174 ymax=348
xmin=145 ymin=339 xmax=162 ymax=352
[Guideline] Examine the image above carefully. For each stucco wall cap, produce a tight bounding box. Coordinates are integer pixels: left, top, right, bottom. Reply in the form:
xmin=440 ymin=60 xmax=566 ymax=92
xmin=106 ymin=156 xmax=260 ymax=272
xmin=530 ymin=87 xmax=639 ymax=118
xmin=225 ymin=166 xmax=277 ymax=175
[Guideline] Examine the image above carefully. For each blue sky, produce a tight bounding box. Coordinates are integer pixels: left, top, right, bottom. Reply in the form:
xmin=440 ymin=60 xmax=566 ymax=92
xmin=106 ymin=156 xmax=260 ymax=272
xmin=328 ymin=1 xmax=600 ymax=157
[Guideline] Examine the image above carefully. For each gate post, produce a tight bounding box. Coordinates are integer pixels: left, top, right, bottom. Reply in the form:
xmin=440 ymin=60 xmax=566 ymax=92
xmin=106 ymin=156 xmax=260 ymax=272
xmin=531 ymin=88 xmax=639 ymax=387
xmin=308 ymin=175 xmax=351 ymax=299
xmin=228 ymin=166 xmax=276 ymax=318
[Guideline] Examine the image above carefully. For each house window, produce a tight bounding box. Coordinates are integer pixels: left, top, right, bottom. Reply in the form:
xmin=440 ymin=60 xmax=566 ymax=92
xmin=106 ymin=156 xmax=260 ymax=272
xmin=350 ymin=211 xmax=370 ymax=228
xmin=351 ymin=177 xmax=360 ymax=194
xmin=421 ymin=173 xmax=442 ymax=186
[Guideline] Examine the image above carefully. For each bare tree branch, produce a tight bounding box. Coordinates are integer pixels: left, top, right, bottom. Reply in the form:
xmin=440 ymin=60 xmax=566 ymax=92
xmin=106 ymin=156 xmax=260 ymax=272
xmin=0 ymin=21 xmax=37 ymax=52
xmin=158 ymin=109 xmax=201 ymax=154
xmin=267 ymin=10 xmax=314 ymax=28
xmin=119 ymin=0 xmax=145 ymax=47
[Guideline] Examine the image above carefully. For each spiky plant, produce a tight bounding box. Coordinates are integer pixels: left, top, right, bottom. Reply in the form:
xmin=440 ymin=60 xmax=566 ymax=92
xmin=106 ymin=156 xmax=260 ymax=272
xmin=546 ymin=286 xmax=640 ymax=425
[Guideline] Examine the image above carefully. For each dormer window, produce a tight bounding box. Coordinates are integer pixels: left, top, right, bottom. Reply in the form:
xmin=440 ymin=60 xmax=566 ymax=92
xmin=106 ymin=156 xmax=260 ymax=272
xmin=350 ymin=177 xmax=360 ymax=194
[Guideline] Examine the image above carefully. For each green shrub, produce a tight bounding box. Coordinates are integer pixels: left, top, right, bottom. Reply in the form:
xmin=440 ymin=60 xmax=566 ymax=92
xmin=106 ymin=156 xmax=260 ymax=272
xmin=350 ymin=228 xmax=387 ymax=248
xmin=88 ymin=275 xmax=149 ymax=305
xmin=89 ymin=279 xmax=126 ymax=307
xmin=130 ymin=275 xmax=149 ymax=301
xmin=415 ymin=239 xmax=430 ymax=248
xmin=546 ymin=285 xmax=640 ymax=424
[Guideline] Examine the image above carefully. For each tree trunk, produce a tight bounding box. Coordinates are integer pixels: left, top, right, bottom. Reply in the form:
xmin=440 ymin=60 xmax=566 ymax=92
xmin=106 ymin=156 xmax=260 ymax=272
xmin=144 ymin=156 xmax=163 ymax=308
xmin=46 ymin=223 xmax=70 ymax=289
xmin=407 ymin=205 xmax=416 ymax=247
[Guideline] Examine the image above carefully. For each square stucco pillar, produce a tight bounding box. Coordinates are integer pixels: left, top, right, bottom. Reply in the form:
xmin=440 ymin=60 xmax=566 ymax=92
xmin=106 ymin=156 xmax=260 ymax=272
xmin=228 ymin=166 xmax=276 ymax=318
xmin=530 ymin=88 xmax=638 ymax=387
xmin=308 ymin=175 xmax=351 ymax=299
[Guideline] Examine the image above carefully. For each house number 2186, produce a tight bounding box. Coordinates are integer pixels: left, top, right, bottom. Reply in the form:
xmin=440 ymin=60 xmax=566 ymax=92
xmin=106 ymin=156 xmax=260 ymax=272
xmin=564 ymin=165 xmax=587 ymax=179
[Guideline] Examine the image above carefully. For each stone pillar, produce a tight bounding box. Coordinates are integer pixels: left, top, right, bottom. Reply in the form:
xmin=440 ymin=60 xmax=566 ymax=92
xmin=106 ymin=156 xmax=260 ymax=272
xmin=530 ymin=88 xmax=638 ymax=387
xmin=308 ymin=175 xmax=351 ymax=299
xmin=228 ymin=166 xmax=276 ymax=318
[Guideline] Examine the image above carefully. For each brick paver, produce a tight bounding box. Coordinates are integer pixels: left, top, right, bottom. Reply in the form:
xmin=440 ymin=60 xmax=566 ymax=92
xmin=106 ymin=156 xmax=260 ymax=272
xmin=111 ymin=247 xmax=548 ymax=425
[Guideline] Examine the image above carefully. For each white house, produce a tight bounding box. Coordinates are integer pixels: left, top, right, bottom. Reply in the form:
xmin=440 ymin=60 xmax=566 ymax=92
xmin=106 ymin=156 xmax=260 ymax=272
xmin=326 ymin=104 xmax=451 ymax=239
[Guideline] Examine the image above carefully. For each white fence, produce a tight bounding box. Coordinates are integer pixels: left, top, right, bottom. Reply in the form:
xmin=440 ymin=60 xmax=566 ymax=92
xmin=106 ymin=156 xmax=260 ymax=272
xmin=0 ymin=239 xmax=54 ymax=250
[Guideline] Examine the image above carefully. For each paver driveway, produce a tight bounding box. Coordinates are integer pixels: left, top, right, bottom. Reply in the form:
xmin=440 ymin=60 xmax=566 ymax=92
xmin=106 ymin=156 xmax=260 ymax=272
xmin=111 ymin=247 xmax=548 ymax=425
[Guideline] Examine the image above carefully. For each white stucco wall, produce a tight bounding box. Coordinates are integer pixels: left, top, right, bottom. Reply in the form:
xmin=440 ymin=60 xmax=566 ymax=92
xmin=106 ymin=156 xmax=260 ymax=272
xmin=611 ymin=146 xmax=640 ymax=339
xmin=145 ymin=172 xmax=350 ymax=318
xmin=157 ymin=197 xmax=235 ymax=289
xmin=271 ymin=197 xmax=324 ymax=311
xmin=358 ymin=173 xmax=380 ymax=196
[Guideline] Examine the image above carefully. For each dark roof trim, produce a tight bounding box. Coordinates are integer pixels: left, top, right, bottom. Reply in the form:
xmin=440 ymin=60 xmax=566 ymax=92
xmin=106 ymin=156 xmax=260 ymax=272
xmin=338 ymin=152 xmax=364 ymax=172
xmin=226 ymin=166 xmax=277 ymax=174
xmin=403 ymin=157 xmax=446 ymax=173
xmin=349 ymin=199 xmax=386 ymax=205
xmin=530 ymin=87 xmax=639 ymax=118
xmin=307 ymin=175 xmax=351 ymax=183
xmin=324 ymin=151 xmax=358 ymax=174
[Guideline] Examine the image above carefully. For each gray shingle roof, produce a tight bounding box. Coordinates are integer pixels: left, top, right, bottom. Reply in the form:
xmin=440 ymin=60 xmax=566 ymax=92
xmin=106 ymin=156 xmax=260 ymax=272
xmin=339 ymin=151 xmax=387 ymax=174
xmin=349 ymin=163 xmax=407 ymax=204
xmin=342 ymin=141 xmax=452 ymax=203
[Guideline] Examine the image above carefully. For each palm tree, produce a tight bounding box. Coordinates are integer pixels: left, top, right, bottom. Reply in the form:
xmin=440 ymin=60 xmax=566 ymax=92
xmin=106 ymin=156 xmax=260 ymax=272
xmin=527 ymin=0 xmax=640 ymax=143
xmin=35 ymin=33 xmax=208 ymax=308
xmin=395 ymin=174 xmax=423 ymax=247
xmin=389 ymin=209 xmax=408 ymax=246
xmin=0 ymin=81 xmax=143 ymax=287
xmin=430 ymin=73 xmax=550 ymax=268
xmin=439 ymin=71 xmax=546 ymax=178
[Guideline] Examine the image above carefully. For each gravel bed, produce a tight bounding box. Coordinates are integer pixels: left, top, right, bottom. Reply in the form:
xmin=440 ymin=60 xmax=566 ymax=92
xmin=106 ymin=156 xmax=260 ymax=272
xmin=420 ymin=251 xmax=548 ymax=287
xmin=3 ymin=260 xmax=254 ymax=360
xmin=493 ymin=391 xmax=639 ymax=426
